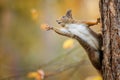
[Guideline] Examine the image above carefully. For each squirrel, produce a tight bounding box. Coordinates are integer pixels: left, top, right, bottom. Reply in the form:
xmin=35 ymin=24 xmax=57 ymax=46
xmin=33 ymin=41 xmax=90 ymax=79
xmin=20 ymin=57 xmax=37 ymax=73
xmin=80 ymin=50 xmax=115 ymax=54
xmin=47 ymin=10 xmax=103 ymax=72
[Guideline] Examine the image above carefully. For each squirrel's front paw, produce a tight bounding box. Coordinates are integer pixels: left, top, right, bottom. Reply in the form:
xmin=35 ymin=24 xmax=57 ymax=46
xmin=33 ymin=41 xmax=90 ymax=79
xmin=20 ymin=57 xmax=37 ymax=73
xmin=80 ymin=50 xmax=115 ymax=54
xmin=41 ymin=24 xmax=53 ymax=31
xmin=97 ymin=18 xmax=101 ymax=23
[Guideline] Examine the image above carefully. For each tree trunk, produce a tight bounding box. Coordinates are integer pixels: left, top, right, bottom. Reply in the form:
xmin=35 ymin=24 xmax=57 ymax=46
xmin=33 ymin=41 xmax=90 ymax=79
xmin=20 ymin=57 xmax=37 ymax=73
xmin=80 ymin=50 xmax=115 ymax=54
xmin=99 ymin=0 xmax=120 ymax=80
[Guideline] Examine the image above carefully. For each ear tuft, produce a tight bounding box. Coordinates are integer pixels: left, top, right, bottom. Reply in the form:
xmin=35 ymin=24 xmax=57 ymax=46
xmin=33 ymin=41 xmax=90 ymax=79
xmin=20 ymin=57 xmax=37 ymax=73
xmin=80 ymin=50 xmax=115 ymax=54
xmin=65 ymin=9 xmax=72 ymax=19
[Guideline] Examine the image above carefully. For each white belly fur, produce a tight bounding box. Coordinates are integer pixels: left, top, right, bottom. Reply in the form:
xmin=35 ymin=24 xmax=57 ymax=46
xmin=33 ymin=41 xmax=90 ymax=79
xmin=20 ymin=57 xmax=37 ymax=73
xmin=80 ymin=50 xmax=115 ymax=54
xmin=66 ymin=24 xmax=99 ymax=50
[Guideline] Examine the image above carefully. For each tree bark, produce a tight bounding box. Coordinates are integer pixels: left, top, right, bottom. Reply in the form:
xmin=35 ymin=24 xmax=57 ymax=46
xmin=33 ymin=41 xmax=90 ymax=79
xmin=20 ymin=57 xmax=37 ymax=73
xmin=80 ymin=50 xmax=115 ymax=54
xmin=99 ymin=0 xmax=120 ymax=80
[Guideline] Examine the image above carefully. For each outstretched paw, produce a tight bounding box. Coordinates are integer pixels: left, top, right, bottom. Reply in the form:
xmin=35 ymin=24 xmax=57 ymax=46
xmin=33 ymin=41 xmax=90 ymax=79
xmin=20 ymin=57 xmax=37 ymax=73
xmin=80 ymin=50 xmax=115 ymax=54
xmin=40 ymin=24 xmax=53 ymax=31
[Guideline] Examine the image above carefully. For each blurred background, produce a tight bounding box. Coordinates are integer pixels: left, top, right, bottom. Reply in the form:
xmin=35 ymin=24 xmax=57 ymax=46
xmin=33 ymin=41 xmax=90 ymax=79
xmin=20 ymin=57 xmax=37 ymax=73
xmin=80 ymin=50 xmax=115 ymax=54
xmin=0 ymin=0 xmax=102 ymax=80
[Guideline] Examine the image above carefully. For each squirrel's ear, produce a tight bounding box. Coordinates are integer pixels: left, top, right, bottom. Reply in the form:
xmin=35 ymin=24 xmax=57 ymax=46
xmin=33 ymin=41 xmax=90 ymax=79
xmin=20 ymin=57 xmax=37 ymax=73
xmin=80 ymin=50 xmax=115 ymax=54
xmin=65 ymin=9 xmax=72 ymax=19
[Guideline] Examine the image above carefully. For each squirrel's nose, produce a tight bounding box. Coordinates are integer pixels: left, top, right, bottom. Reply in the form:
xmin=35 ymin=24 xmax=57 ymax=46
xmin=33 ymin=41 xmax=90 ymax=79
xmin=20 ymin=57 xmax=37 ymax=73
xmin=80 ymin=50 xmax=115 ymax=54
xmin=56 ymin=20 xmax=61 ymax=24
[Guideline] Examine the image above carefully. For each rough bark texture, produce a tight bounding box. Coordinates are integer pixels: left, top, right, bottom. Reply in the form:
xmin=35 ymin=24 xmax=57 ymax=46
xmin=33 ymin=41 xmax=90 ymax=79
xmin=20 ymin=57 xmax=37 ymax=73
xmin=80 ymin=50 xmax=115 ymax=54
xmin=99 ymin=0 xmax=120 ymax=80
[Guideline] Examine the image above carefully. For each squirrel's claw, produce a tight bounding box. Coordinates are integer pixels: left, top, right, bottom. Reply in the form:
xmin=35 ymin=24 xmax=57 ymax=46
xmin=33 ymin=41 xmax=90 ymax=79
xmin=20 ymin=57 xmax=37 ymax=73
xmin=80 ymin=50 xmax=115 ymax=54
xmin=97 ymin=18 xmax=101 ymax=23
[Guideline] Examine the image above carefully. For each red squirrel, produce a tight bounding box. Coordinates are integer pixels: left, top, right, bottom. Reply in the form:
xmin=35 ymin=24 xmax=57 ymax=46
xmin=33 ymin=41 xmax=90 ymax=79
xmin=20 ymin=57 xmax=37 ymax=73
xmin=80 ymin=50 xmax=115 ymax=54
xmin=47 ymin=10 xmax=103 ymax=71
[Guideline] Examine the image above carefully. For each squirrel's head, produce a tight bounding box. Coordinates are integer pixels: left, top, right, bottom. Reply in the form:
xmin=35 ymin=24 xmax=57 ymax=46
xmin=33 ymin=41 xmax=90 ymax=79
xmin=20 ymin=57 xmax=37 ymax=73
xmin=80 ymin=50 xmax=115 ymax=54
xmin=56 ymin=10 xmax=73 ymax=27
